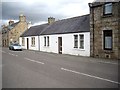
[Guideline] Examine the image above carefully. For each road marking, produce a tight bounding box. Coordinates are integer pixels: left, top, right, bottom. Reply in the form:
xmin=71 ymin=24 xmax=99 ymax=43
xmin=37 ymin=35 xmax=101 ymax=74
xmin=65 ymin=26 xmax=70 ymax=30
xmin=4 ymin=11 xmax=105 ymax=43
xmin=24 ymin=58 xmax=44 ymax=65
xmin=61 ymin=67 xmax=120 ymax=85
xmin=8 ymin=53 xmax=18 ymax=57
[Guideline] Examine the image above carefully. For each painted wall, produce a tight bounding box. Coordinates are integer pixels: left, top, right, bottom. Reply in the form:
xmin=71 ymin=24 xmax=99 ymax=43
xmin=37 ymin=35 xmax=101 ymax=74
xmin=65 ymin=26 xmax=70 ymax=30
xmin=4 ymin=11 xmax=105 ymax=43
xmin=40 ymin=32 xmax=90 ymax=56
xmin=19 ymin=36 xmax=39 ymax=51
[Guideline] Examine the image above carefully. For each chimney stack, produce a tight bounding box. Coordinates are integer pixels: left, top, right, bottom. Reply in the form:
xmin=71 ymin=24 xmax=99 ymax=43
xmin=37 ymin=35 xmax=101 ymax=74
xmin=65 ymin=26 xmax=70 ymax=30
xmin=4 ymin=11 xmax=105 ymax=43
xmin=9 ymin=20 xmax=14 ymax=26
xmin=48 ymin=17 xmax=55 ymax=24
xmin=19 ymin=13 xmax=26 ymax=22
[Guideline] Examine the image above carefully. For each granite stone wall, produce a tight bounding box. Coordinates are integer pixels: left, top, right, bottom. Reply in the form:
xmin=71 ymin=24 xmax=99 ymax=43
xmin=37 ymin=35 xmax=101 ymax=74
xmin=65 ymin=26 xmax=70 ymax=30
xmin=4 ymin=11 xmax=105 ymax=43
xmin=90 ymin=2 xmax=120 ymax=59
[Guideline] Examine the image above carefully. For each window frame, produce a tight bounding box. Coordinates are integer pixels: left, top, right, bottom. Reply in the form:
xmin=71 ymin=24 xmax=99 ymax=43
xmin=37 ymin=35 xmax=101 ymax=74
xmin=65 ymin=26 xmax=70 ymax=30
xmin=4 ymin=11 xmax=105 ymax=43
xmin=31 ymin=37 xmax=35 ymax=46
xmin=103 ymin=30 xmax=112 ymax=50
xmin=44 ymin=36 xmax=46 ymax=46
xmin=79 ymin=34 xmax=84 ymax=49
xmin=47 ymin=36 xmax=49 ymax=46
xmin=103 ymin=3 xmax=112 ymax=15
xmin=74 ymin=35 xmax=78 ymax=48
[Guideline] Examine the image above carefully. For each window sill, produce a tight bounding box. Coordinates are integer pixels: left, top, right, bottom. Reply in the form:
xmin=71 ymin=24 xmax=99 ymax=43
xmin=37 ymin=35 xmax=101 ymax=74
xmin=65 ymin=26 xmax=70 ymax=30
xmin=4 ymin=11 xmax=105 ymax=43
xmin=79 ymin=49 xmax=85 ymax=51
xmin=44 ymin=46 xmax=49 ymax=47
xmin=104 ymin=50 xmax=114 ymax=53
xmin=73 ymin=48 xmax=85 ymax=51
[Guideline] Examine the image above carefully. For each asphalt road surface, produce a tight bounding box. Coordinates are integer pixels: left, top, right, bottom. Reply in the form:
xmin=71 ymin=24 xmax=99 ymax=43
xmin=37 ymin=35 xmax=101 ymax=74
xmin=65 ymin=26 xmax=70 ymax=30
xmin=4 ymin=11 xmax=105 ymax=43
xmin=1 ymin=47 xmax=119 ymax=88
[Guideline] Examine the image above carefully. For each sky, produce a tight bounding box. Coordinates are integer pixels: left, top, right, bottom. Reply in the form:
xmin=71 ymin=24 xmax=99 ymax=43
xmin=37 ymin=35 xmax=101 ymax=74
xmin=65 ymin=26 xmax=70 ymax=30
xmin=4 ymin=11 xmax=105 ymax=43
xmin=1 ymin=0 xmax=94 ymax=27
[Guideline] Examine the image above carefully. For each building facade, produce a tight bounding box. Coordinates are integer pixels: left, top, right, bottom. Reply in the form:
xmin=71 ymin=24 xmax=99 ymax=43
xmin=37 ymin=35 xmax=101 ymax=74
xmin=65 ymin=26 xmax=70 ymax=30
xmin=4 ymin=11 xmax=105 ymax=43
xmin=2 ymin=14 xmax=28 ymax=47
xmin=20 ymin=15 xmax=90 ymax=57
xmin=40 ymin=32 xmax=90 ymax=56
xmin=40 ymin=15 xmax=90 ymax=56
xmin=19 ymin=24 xmax=49 ymax=50
xmin=89 ymin=2 xmax=120 ymax=59
xmin=2 ymin=25 xmax=9 ymax=47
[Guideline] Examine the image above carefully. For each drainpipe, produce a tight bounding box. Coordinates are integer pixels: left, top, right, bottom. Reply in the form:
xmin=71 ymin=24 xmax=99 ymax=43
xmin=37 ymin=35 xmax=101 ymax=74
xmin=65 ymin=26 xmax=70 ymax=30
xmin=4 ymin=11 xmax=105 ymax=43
xmin=89 ymin=3 xmax=95 ymax=57
xmin=92 ymin=7 xmax=95 ymax=57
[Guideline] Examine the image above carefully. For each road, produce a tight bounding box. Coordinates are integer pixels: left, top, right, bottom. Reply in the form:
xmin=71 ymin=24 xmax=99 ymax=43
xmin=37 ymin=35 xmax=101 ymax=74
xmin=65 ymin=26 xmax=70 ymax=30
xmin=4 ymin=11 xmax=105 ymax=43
xmin=1 ymin=47 xmax=119 ymax=88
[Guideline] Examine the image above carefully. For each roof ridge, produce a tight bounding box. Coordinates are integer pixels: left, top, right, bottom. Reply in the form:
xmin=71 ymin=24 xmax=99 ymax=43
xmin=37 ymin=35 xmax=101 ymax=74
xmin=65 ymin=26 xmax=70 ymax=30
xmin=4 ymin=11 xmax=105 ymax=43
xmin=21 ymin=14 xmax=90 ymax=37
xmin=55 ymin=14 xmax=90 ymax=23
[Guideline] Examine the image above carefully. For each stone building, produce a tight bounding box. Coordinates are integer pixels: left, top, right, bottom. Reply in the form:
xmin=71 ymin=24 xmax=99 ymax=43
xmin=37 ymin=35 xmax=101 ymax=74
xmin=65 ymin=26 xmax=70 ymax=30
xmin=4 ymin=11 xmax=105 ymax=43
xmin=89 ymin=2 xmax=120 ymax=59
xmin=2 ymin=14 xmax=28 ymax=47
xmin=20 ymin=15 xmax=90 ymax=56
xmin=2 ymin=24 xmax=9 ymax=47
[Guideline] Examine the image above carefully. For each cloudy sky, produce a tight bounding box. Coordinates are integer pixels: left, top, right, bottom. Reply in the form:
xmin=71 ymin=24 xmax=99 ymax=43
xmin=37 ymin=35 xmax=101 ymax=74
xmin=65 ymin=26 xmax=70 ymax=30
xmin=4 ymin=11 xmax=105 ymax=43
xmin=1 ymin=0 xmax=94 ymax=26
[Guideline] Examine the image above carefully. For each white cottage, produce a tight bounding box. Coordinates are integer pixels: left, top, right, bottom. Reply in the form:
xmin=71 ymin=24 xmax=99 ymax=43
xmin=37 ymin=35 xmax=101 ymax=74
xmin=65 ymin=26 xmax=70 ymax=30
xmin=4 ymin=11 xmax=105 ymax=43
xmin=20 ymin=14 xmax=90 ymax=57
xmin=40 ymin=14 xmax=90 ymax=56
xmin=19 ymin=24 xmax=49 ymax=51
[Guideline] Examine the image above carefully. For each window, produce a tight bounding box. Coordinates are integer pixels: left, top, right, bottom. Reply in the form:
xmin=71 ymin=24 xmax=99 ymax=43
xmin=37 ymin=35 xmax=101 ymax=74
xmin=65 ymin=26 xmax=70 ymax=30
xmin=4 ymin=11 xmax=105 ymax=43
xmin=103 ymin=30 xmax=112 ymax=50
xmin=22 ymin=37 xmax=25 ymax=46
xmin=44 ymin=36 xmax=50 ymax=47
xmin=31 ymin=37 xmax=35 ymax=46
xmin=44 ymin=37 xmax=46 ymax=46
xmin=47 ymin=36 xmax=49 ymax=46
xmin=79 ymin=35 xmax=84 ymax=49
xmin=104 ymin=3 xmax=112 ymax=15
xmin=74 ymin=35 xmax=78 ymax=48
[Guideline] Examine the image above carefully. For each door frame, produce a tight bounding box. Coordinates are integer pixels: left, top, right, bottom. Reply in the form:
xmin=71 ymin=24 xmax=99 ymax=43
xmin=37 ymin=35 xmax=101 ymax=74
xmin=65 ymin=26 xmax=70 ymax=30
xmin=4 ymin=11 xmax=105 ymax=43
xmin=58 ymin=37 xmax=62 ymax=54
xmin=27 ymin=38 xmax=29 ymax=50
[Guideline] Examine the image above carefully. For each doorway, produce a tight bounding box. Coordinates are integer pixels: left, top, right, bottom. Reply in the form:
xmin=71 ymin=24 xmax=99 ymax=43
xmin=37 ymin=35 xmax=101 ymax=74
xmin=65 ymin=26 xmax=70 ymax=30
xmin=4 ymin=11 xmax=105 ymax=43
xmin=27 ymin=38 xmax=29 ymax=49
xmin=58 ymin=37 xmax=62 ymax=54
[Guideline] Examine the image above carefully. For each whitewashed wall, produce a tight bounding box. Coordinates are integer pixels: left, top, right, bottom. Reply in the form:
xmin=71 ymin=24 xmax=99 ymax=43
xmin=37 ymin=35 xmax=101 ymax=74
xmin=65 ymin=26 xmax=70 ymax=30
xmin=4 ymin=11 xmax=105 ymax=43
xmin=40 ymin=32 xmax=90 ymax=56
xmin=19 ymin=36 xmax=39 ymax=51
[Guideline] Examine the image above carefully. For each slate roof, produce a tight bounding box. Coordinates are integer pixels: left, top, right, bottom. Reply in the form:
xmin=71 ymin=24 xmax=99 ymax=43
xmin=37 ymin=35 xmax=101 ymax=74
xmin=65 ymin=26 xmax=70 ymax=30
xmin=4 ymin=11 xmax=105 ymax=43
xmin=20 ymin=24 xmax=49 ymax=37
xmin=40 ymin=14 xmax=90 ymax=35
xmin=8 ymin=22 xmax=19 ymax=30
xmin=21 ymin=14 xmax=90 ymax=37
xmin=11 ymin=22 xmax=19 ymax=27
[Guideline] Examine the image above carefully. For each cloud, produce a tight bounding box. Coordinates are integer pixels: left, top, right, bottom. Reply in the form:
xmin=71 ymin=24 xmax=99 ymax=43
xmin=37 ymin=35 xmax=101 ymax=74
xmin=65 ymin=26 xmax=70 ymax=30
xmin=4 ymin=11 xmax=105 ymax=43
xmin=1 ymin=0 xmax=93 ymax=26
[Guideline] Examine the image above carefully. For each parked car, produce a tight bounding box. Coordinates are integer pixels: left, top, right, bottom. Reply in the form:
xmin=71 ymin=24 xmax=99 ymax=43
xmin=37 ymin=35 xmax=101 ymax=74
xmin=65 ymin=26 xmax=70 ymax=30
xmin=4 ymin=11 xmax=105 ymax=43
xmin=9 ymin=44 xmax=22 ymax=51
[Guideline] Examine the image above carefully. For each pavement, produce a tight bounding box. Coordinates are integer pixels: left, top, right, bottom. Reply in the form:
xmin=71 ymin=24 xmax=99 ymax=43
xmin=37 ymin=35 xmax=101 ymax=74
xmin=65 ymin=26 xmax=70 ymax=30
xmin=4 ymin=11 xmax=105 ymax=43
xmin=1 ymin=47 xmax=119 ymax=88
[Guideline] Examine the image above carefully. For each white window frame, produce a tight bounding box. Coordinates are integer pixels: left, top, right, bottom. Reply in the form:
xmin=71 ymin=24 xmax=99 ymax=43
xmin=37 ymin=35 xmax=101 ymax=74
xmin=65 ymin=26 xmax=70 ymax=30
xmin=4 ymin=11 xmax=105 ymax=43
xmin=31 ymin=37 xmax=35 ymax=46
xmin=79 ymin=34 xmax=84 ymax=49
xmin=44 ymin=36 xmax=46 ymax=46
xmin=74 ymin=35 xmax=78 ymax=48
xmin=47 ymin=36 xmax=49 ymax=46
